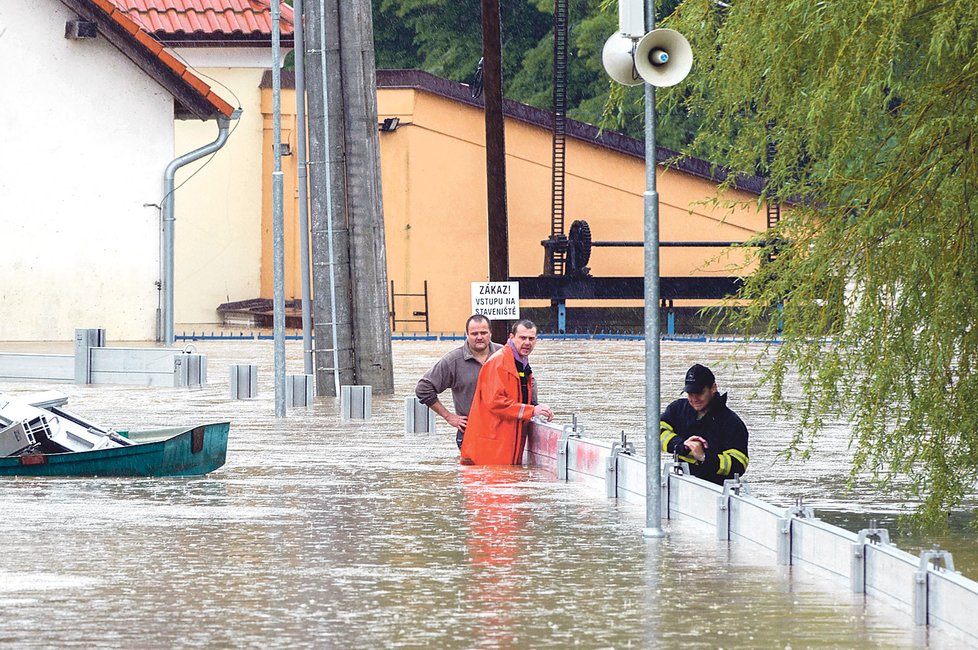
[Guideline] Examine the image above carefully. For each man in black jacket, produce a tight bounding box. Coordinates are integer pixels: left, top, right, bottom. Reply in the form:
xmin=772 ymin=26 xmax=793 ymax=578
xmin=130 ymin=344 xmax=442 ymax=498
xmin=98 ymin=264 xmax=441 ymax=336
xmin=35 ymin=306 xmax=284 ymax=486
xmin=659 ymin=364 xmax=750 ymax=485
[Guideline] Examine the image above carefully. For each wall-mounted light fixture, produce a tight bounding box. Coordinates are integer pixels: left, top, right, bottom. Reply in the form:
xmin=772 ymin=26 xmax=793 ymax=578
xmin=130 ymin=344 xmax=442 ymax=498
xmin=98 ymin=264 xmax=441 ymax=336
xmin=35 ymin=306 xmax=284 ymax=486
xmin=378 ymin=117 xmax=400 ymax=132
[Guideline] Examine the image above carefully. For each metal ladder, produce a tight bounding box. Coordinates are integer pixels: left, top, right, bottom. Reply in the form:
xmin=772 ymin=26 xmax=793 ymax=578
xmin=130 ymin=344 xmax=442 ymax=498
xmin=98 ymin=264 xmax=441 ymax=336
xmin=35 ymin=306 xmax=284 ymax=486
xmin=548 ymin=0 xmax=569 ymax=276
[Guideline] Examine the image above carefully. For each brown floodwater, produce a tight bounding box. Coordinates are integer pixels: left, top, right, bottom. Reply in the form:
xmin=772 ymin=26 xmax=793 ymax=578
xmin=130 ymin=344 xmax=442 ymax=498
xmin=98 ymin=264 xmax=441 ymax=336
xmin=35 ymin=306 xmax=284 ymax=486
xmin=0 ymin=338 xmax=973 ymax=648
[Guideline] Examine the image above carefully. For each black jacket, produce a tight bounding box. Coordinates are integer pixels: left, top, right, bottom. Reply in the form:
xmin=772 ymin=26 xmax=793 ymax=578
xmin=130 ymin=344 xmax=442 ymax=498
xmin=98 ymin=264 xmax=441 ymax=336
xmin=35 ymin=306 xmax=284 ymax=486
xmin=659 ymin=392 xmax=750 ymax=485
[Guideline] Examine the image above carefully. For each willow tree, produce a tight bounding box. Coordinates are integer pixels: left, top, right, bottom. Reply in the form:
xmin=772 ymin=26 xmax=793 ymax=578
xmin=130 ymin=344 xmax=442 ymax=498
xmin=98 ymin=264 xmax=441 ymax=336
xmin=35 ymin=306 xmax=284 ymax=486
xmin=659 ymin=0 xmax=978 ymax=528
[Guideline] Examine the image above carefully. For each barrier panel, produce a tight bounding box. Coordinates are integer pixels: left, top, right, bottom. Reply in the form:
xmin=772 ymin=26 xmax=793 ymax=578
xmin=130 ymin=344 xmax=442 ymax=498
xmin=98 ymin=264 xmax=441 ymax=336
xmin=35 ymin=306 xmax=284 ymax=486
xmin=2 ymin=331 xmax=207 ymax=388
xmin=526 ymin=420 xmax=978 ymax=643
xmin=88 ymin=347 xmax=204 ymax=387
xmin=0 ymin=353 xmax=73 ymax=382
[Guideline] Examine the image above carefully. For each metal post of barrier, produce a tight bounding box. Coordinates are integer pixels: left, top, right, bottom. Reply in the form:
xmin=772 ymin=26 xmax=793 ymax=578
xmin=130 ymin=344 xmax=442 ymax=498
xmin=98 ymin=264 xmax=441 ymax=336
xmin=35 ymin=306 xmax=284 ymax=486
xmin=717 ymin=476 xmax=751 ymax=541
xmin=287 ymin=374 xmax=315 ymax=407
xmin=404 ymin=397 xmax=436 ymax=433
xmin=914 ymin=547 xmax=956 ymax=626
xmin=230 ymin=364 xmax=258 ymax=399
xmin=777 ymin=498 xmax=815 ymax=565
xmin=606 ymin=432 xmax=635 ymax=498
xmin=341 ymin=385 xmax=372 ymax=420
xmin=660 ymin=460 xmax=672 ymax=519
xmin=174 ymin=351 xmax=207 ymax=387
xmin=74 ymin=328 xmax=106 ymax=385
xmin=851 ymin=521 xmax=890 ymax=593
xmin=557 ymin=416 xmax=583 ymax=481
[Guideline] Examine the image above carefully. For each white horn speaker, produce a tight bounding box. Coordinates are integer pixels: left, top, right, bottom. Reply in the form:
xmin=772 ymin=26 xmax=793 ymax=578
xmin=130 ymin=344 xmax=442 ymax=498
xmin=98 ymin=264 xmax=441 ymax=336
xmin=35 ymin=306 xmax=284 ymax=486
xmin=634 ymin=28 xmax=693 ymax=87
xmin=602 ymin=33 xmax=642 ymax=86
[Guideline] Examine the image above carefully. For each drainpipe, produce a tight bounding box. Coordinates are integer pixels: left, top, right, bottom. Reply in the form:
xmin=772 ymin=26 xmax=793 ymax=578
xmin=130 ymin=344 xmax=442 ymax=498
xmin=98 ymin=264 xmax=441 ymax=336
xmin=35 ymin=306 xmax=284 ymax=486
xmin=160 ymin=112 xmax=238 ymax=345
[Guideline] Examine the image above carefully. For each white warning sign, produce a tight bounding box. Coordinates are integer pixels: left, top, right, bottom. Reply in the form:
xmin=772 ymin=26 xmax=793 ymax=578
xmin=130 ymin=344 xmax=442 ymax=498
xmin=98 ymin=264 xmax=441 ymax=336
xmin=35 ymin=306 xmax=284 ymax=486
xmin=470 ymin=282 xmax=520 ymax=320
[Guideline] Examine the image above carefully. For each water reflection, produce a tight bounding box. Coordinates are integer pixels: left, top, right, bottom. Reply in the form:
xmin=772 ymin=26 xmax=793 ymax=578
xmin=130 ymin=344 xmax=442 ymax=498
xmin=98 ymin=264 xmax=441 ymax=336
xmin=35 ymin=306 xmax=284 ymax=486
xmin=0 ymin=339 xmax=972 ymax=648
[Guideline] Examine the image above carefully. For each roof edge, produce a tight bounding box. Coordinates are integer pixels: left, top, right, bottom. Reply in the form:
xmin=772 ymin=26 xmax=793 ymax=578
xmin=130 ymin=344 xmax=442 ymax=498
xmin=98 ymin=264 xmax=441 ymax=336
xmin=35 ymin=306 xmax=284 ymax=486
xmin=60 ymin=0 xmax=235 ymax=120
xmin=374 ymin=70 xmax=767 ymax=196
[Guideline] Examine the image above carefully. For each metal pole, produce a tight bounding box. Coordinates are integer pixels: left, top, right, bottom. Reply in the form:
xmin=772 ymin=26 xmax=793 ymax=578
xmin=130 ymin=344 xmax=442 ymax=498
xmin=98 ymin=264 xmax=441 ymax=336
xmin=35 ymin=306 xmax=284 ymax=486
xmin=643 ymin=0 xmax=665 ymax=538
xmin=318 ymin=0 xmax=341 ymax=397
xmin=293 ymin=0 xmax=315 ymax=377
xmin=480 ymin=0 xmax=510 ymax=344
xmin=161 ymin=118 xmax=232 ymax=345
xmin=272 ymin=0 xmax=287 ymax=417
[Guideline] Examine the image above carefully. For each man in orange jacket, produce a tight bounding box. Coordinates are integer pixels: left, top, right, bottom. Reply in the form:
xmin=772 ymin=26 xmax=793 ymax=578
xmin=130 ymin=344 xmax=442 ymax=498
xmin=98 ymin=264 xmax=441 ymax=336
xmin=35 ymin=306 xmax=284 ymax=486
xmin=460 ymin=319 xmax=554 ymax=465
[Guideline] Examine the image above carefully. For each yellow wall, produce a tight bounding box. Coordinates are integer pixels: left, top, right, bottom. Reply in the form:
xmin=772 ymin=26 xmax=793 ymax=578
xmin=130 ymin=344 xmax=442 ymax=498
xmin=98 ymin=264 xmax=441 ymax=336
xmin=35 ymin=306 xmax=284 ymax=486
xmin=260 ymin=81 xmax=767 ymax=333
xmin=176 ymin=68 xmax=265 ymax=326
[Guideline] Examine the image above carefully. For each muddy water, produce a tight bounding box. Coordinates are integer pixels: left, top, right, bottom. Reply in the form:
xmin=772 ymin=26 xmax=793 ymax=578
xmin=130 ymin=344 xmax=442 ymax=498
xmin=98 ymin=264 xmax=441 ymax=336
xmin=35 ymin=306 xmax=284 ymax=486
xmin=0 ymin=338 xmax=973 ymax=648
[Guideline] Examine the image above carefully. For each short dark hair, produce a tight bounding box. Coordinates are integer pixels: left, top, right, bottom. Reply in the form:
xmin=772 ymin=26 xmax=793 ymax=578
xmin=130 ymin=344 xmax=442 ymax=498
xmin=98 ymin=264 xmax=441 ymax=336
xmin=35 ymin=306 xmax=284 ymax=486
xmin=510 ymin=319 xmax=537 ymax=335
xmin=465 ymin=314 xmax=491 ymax=333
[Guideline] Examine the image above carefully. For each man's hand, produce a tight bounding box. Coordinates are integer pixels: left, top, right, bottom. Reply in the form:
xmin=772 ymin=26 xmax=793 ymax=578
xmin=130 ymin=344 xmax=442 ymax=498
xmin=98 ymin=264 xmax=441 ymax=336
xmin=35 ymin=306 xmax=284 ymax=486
xmin=533 ymin=404 xmax=554 ymax=422
xmin=445 ymin=413 xmax=467 ymax=430
xmin=684 ymin=435 xmax=708 ymax=463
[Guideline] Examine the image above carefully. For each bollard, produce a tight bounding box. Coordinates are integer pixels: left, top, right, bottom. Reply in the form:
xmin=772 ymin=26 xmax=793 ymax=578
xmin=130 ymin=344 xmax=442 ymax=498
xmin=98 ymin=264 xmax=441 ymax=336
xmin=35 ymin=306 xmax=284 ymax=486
xmin=73 ymin=328 xmax=106 ymax=384
xmin=174 ymin=352 xmax=207 ymax=387
xmin=341 ymin=385 xmax=372 ymax=420
xmin=404 ymin=397 xmax=436 ymax=433
xmin=229 ymin=364 xmax=258 ymax=399
xmin=287 ymin=374 xmax=315 ymax=407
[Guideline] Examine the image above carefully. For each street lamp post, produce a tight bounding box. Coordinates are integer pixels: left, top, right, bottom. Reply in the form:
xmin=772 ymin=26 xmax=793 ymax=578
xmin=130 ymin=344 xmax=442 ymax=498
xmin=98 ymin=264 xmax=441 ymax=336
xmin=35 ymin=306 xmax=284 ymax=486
xmin=601 ymin=0 xmax=692 ymax=537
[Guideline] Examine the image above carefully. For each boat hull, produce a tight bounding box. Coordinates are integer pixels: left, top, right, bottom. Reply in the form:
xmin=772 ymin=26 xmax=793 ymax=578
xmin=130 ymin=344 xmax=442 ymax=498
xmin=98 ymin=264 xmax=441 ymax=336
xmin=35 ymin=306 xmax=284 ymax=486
xmin=0 ymin=422 xmax=229 ymax=477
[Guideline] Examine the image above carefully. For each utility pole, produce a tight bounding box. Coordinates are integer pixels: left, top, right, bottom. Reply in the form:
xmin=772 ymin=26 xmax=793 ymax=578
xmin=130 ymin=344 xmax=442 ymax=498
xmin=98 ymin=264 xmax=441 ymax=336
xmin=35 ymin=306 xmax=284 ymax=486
xmin=303 ymin=0 xmax=394 ymax=395
xmin=304 ymin=0 xmax=355 ymax=396
xmin=481 ymin=0 xmax=510 ymax=344
xmin=335 ymin=0 xmax=394 ymax=394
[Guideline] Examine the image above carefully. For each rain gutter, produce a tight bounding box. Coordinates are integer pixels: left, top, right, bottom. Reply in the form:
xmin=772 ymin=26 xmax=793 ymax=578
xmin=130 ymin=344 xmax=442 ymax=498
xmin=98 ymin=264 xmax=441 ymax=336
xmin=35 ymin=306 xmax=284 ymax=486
xmin=160 ymin=111 xmax=240 ymax=344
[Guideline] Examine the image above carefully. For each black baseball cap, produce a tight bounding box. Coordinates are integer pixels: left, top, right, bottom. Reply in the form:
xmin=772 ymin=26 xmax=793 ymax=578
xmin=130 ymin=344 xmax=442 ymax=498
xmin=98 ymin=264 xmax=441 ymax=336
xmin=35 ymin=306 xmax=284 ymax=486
xmin=683 ymin=364 xmax=715 ymax=393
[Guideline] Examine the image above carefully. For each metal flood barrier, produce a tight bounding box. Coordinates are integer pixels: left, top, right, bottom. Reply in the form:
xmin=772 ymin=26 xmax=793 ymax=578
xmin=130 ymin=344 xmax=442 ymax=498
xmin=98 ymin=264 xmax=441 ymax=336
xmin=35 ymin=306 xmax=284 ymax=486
xmin=0 ymin=354 xmax=74 ymax=382
xmin=0 ymin=329 xmax=207 ymax=387
xmin=526 ymin=420 xmax=978 ymax=642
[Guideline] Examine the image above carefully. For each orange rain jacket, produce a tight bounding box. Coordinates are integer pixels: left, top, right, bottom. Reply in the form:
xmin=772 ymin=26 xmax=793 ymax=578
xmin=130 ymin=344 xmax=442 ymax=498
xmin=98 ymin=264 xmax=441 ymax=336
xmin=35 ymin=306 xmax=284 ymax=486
xmin=459 ymin=345 xmax=536 ymax=465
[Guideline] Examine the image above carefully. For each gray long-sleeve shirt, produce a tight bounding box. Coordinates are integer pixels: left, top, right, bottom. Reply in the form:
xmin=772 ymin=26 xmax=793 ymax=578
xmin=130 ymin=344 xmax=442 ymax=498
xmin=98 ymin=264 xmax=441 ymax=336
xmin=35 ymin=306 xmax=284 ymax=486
xmin=415 ymin=341 xmax=503 ymax=417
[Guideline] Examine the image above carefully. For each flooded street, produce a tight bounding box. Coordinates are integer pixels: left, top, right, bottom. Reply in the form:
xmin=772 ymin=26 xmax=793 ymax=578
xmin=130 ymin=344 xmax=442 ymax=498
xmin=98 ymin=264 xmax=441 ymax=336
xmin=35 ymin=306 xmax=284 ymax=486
xmin=0 ymin=338 xmax=974 ymax=648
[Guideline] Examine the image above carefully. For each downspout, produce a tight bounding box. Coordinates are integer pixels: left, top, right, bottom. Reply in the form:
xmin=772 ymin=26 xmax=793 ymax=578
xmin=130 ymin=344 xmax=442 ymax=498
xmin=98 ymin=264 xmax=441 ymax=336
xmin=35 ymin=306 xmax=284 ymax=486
xmin=160 ymin=112 xmax=238 ymax=345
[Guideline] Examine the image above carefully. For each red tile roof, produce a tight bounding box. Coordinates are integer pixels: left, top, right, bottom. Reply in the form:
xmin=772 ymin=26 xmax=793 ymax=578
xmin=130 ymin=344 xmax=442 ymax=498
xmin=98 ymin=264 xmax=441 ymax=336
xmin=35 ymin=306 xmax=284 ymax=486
xmin=107 ymin=0 xmax=294 ymax=43
xmin=62 ymin=0 xmax=235 ymax=119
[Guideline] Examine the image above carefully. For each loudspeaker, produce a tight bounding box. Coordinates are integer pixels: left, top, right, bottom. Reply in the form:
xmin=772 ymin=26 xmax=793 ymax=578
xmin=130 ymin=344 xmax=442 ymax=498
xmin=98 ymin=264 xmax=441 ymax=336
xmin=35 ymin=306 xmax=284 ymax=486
xmin=634 ymin=29 xmax=693 ymax=87
xmin=602 ymin=33 xmax=643 ymax=87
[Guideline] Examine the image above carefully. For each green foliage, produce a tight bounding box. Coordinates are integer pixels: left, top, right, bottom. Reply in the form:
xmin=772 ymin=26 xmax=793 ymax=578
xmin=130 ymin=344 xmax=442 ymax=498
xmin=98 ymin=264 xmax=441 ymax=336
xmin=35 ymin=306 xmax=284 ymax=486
xmin=664 ymin=0 xmax=978 ymax=529
xmin=374 ymin=0 xmax=551 ymax=85
xmin=371 ymin=0 xmax=694 ymax=147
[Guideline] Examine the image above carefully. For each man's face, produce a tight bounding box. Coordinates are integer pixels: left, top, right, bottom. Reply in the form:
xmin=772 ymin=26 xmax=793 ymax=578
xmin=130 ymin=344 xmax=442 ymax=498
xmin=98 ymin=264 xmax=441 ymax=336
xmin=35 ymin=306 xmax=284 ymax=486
xmin=509 ymin=324 xmax=538 ymax=357
xmin=466 ymin=319 xmax=491 ymax=353
xmin=686 ymin=384 xmax=717 ymax=414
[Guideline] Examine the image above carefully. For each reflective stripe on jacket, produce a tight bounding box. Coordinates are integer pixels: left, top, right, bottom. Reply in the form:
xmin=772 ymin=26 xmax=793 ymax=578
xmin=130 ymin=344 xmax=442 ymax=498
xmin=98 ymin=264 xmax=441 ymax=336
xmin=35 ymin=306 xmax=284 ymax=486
xmin=659 ymin=393 xmax=750 ymax=485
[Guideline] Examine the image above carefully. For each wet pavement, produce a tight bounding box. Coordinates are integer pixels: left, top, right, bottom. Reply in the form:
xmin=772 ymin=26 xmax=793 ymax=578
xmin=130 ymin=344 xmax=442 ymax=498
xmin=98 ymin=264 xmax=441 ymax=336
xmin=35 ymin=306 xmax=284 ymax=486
xmin=0 ymin=338 xmax=973 ymax=648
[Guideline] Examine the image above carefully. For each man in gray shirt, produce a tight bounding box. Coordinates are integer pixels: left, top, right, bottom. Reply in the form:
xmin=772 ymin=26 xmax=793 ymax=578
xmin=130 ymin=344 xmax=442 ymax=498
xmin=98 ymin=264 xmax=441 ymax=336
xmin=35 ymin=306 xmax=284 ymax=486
xmin=416 ymin=314 xmax=501 ymax=448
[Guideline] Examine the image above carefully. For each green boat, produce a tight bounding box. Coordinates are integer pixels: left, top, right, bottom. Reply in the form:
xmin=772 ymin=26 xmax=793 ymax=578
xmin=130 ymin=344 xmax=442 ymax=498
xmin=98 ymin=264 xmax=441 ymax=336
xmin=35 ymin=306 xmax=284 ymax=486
xmin=0 ymin=392 xmax=229 ymax=477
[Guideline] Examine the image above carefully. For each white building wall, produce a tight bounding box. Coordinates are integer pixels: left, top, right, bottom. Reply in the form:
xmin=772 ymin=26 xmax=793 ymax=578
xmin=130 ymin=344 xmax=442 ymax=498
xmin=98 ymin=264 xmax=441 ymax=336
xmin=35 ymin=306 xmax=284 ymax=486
xmin=0 ymin=2 xmax=175 ymax=341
